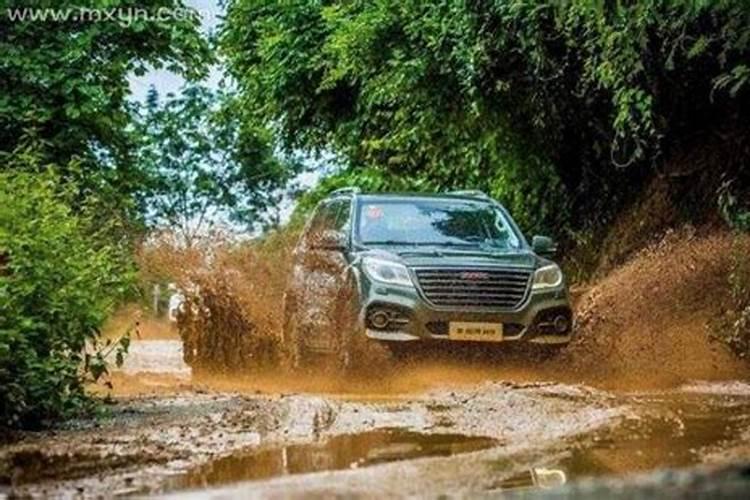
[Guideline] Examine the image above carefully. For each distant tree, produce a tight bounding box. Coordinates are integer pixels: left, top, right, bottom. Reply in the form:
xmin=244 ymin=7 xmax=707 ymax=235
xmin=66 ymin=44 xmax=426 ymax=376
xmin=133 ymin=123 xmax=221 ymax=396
xmin=0 ymin=0 xmax=212 ymax=213
xmin=133 ymin=85 xmax=301 ymax=245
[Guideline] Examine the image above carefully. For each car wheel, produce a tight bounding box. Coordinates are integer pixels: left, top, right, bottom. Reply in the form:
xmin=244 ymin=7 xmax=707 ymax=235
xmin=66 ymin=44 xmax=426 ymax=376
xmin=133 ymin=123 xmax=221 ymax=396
xmin=283 ymin=298 xmax=310 ymax=371
xmin=531 ymin=343 xmax=567 ymax=360
xmin=384 ymin=342 xmax=411 ymax=362
xmin=334 ymin=280 xmax=393 ymax=374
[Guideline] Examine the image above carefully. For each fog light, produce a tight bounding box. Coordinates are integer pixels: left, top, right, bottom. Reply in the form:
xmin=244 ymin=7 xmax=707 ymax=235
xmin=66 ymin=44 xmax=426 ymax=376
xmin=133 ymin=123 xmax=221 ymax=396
xmin=369 ymin=310 xmax=390 ymax=330
xmin=553 ymin=315 xmax=570 ymax=334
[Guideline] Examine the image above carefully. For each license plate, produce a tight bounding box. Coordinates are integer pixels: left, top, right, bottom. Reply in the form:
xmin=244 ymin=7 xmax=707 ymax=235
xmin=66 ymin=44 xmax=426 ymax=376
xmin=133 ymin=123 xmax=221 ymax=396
xmin=449 ymin=322 xmax=503 ymax=342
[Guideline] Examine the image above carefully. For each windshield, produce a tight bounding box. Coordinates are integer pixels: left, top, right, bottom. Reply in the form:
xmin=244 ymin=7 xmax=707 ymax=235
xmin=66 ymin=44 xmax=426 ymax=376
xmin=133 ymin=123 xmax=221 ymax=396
xmin=356 ymin=199 xmax=522 ymax=250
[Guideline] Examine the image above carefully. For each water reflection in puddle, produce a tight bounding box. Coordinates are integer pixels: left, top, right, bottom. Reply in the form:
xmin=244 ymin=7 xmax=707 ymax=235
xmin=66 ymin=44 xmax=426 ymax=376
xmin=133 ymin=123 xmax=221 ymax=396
xmin=558 ymin=396 xmax=750 ymax=477
xmin=488 ymin=393 xmax=750 ymax=492
xmin=175 ymin=429 xmax=497 ymax=490
xmin=168 ymin=390 xmax=750 ymax=495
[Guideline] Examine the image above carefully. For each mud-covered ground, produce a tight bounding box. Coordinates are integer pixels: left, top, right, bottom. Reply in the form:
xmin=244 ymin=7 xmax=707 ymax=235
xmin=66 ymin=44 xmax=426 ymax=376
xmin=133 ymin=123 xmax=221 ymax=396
xmin=3 ymin=339 xmax=750 ymax=499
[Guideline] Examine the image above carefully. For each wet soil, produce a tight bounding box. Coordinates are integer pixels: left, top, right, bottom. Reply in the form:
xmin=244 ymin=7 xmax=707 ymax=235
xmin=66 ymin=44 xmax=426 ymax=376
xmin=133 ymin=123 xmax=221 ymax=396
xmin=3 ymin=340 xmax=750 ymax=498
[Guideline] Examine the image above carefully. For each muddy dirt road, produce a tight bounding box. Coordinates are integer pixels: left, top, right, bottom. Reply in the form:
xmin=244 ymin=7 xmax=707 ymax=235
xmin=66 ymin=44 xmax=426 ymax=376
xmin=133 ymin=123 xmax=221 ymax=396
xmin=3 ymin=339 xmax=750 ymax=498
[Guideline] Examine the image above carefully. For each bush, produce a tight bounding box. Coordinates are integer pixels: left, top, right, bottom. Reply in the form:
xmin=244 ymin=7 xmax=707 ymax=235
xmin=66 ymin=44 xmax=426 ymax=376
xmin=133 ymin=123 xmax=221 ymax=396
xmin=714 ymin=236 xmax=750 ymax=357
xmin=0 ymin=171 xmax=134 ymax=429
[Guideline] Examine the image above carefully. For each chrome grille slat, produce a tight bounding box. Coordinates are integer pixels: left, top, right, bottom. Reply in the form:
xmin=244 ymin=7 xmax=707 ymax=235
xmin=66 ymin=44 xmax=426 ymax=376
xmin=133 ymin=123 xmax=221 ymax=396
xmin=422 ymin=292 xmax=526 ymax=298
xmin=420 ymin=285 xmax=529 ymax=291
xmin=418 ymin=279 xmax=529 ymax=285
xmin=413 ymin=267 xmax=532 ymax=309
xmin=416 ymin=272 xmax=529 ymax=279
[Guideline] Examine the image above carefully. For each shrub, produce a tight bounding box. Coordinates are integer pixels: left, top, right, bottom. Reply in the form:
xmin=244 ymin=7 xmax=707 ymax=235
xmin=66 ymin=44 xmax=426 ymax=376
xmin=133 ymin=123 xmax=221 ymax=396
xmin=714 ymin=236 xmax=750 ymax=357
xmin=0 ymin=171 xmax=134 ymax=429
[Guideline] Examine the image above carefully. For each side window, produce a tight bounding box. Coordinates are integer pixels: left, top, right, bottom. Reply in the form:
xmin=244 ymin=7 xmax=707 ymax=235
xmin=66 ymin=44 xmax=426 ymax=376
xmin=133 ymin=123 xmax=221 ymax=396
xmin=307 ymin=201 xmax=338 ymax=235
xmin=303 ymin=198 xmax=351 ymax=246
xmin=330 ymin=199 xmax=351 ymax=233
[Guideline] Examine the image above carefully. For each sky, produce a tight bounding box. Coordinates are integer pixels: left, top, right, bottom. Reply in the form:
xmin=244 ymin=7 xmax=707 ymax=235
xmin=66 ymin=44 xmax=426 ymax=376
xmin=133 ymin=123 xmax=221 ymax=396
xmin=128 ymin=0 xmax=224 ymax=101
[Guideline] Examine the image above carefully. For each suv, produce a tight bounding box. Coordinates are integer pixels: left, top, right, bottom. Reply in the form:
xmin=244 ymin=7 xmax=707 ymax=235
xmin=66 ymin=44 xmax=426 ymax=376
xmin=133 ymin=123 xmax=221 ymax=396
xmin=283 ymin=188 xmax=573 ymax=369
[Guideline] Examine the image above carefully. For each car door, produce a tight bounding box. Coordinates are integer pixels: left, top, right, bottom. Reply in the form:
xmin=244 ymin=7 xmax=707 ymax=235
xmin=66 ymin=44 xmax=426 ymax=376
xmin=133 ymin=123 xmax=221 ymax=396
xmin=293 ymin=198 xmax=351 ymax=351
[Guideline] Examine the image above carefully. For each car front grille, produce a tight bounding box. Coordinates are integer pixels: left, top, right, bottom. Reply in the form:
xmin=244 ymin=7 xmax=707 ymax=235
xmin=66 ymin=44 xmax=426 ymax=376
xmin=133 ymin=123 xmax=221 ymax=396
xmin=413 ymin=267 xmax=532 ymax=309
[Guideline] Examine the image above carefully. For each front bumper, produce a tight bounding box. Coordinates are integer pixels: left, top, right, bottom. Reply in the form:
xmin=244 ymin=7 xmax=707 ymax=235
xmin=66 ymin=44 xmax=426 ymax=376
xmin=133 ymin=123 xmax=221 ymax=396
xmin=359 ymin=281 xmax=573 ymax=345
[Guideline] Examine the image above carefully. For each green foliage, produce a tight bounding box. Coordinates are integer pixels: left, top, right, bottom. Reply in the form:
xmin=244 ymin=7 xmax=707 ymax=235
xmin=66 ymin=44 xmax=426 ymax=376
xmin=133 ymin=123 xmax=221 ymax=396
xmin=0 ymin=170 xmax=135 ymax=429
xmin=291 ymin=166 xmax=438 ymax=225
xmin=221 ymin=0 xmax=750 ymax=237
xmin=719 ymin=178 xmax=750 ymax=232
xmin=132 ymin=84 xmax=302 ymax=242
xmin=712 ymin=237 xmax=750 ymax=357
xmin=0 ymin=0 xmax=211 ymax=213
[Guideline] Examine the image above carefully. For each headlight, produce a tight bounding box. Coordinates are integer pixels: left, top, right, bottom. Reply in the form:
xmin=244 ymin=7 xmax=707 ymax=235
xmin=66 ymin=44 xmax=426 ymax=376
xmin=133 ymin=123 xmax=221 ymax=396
xmin=362 ymin=257 xmax=413 ymax=287
xmin=532 ymin=264 xmax=563 ymax=290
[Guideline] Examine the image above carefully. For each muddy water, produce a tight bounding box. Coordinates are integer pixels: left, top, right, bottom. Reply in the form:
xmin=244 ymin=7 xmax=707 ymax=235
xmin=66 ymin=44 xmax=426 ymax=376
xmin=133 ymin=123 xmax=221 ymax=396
xmin=174 ymin=430 xmax=497 ymax=490
xmin=565 ymin=396 xmax=750 ymax=476
xmin=95 ymin=340 xmax=750 ymax=498
xmin=155 ymin=389 xmax=750 ymax=496
xmin=120 ymin=340 xmax=189 ymax=375
xmin=496 ymin=391 xmax=750 ymax=485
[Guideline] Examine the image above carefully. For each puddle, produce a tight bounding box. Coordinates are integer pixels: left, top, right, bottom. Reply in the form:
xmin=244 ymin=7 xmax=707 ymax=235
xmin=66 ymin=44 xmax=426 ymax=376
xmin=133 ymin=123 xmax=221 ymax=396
xmin=168 ymin=391 xmax=750 ymax=495
xmin=489 ymin=392 xmax=750 ymax=490
xmin=569 ymin=398 xmax=750 ymax=473
xmin=173 ymin=429 xmax=497 ymax=490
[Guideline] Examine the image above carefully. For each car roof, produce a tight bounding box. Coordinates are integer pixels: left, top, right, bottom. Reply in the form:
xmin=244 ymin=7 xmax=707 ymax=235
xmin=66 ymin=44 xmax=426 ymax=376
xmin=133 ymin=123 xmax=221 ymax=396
xmin=350 ymin=192 xmax=496 ymax=203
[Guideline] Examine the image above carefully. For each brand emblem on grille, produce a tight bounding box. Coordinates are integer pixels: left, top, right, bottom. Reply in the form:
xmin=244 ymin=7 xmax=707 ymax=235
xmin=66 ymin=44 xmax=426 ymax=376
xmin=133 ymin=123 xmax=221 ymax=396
xmin=460 ymin=271 xmax=490 ymax=280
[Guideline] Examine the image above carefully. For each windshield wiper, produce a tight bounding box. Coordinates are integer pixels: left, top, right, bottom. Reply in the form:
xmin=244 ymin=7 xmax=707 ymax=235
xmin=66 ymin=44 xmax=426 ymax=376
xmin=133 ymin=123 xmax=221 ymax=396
xmin=435 ymin=241 xmax=480 ymax=248
xmin=362 ymin=240 xmax=416 ymax=246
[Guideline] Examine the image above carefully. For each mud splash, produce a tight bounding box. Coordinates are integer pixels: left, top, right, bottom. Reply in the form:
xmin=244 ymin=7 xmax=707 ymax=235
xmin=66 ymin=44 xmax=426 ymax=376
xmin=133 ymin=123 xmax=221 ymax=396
xmin=102 ymin=335 xmax=744 ymax=398
xmin=109 ymin=230 xmax=750 ymax=398
xmin=558 ymin=230 xmax=749 ymax=390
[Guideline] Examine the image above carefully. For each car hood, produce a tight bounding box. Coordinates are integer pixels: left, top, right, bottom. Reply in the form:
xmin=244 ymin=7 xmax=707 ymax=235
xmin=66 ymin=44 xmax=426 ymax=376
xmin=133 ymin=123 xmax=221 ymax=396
xmin=358 ymin=245 xmax=539 ymax=269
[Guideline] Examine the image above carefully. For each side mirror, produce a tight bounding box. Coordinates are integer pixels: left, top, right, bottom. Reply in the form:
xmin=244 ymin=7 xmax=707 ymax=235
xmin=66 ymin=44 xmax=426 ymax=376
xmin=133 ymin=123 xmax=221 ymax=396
xmin=309 ymin=229 xmax=347 ymax=252
xmin=532 ymin=235 xmax=557 ymax=257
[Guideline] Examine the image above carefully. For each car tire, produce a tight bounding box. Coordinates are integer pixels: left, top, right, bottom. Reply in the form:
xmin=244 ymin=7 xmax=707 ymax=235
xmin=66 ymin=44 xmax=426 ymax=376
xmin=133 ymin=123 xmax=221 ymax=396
xmin=282 ymin=297 xmax=310 ymax=371
xmin=384 ymin=342 xmax=411 ymax=362
xmin=284 ymin=292 xmax=356 ymax=374
xmin=532 ymin=343 xmax=567 ymax=360
xmin=334 ymin=278 xmax=394 ymax=374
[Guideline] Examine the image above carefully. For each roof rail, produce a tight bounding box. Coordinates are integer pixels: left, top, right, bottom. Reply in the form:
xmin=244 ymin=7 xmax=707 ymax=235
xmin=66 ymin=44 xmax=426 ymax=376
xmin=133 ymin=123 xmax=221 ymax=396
xmin=329 ymin=186 xmax=361 ymax=196
xmin=450 ymin=189 xmax=490 ymax=198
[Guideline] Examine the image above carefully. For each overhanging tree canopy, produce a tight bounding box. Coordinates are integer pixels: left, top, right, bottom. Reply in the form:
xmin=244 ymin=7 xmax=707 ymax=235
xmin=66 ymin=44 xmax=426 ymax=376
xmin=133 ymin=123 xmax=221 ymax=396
xmin=220 ymin=0 xmax=750 ymax=234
